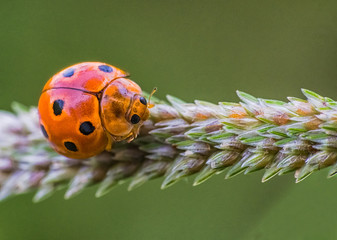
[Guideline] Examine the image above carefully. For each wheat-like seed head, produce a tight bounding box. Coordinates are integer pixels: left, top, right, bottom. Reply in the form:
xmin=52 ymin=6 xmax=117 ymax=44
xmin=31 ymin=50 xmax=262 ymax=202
xmin=0 ymin=89 xmax=337 ymax=202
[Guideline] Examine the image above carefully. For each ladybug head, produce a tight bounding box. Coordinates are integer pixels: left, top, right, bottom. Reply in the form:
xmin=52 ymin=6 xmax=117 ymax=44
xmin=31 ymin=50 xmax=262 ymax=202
xmin=126 ymin=87 xmax=156 ymax=128
xmin=100 ymin=78 xmax=150 ymax=141
xmin=127 ymin=94 xmax=150 ymax=125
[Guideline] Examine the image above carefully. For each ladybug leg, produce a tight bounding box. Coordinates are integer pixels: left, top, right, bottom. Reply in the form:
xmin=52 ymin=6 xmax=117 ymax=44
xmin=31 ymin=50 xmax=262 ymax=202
xmin=125 ymin=128 xmax=140 ymax=143
xmin=104 ymin=127 xmax=140 ymax=146
xmin=115 ymin=130 xmax=137 ymax=143
xmin=105 ymin=134 xmax=115 ymax=151
xmin=125 ymin=132 xmax=136 ymax=143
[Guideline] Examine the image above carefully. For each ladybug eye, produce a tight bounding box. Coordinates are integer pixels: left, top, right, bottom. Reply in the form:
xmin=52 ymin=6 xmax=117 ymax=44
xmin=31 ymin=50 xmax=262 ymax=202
xmin=131 ymin=114 xmax=141 ymax=124
xmin=139 ymin=97 xmax=147 ymax=105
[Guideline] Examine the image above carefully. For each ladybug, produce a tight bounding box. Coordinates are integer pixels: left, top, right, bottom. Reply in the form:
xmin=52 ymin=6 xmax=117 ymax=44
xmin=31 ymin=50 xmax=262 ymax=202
xmin=38 ymin=62 xmax=153 ymax=159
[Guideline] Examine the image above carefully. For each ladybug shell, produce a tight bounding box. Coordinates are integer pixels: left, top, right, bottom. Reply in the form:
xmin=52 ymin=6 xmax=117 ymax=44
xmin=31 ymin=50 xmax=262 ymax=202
xmin=42 ymin=62 xmax=128 ymax=92
xmin=39 ymin=89 xmax=108 ymax=159
xmin=38 ymin=62 xmax=133 ymax=159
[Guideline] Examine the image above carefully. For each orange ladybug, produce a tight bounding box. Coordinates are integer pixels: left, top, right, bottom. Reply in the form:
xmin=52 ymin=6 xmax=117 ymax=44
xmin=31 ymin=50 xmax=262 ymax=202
xmin=38 ymin=62 xmax=152 ymax=159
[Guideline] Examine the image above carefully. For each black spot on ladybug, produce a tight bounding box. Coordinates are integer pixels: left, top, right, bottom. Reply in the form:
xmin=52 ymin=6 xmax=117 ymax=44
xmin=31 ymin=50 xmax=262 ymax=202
xmin=53 ymin=99 xmax=64 ymax=116
xmin=98 ymin=65 xmax=113 ymax=73
xmin=63 ymin=68 xmax=74 ymax=77
xmin=131 ymin=114 xmax=140 ymax=124
xmin=40 ymin=124 xmax=48 ymax=139
xmin=140 ymin=97 xmax=147 ymax=105
xmin=79 ymin=121 xmax=95 ymax=135
xmin=64 ymin=141 xmax=78 ymax=152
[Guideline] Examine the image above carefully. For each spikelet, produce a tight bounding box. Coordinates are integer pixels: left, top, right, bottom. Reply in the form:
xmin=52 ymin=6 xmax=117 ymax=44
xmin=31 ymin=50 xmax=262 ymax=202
xmin=0 ymin=89 xmax=336 ymax=202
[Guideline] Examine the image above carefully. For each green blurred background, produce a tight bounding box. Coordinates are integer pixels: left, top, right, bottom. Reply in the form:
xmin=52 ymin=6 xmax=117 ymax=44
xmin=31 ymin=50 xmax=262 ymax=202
xmin=1 ymin=0 xmax=337 ymax=239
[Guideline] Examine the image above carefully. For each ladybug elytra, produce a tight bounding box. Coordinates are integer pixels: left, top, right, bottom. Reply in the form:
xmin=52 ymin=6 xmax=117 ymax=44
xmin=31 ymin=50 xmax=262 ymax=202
xmin=38 ymin=62 xmax=152 ymax=159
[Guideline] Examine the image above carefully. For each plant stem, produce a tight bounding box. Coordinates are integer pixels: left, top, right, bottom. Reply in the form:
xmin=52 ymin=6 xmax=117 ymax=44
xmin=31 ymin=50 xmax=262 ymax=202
xmin=0 ymin=89 xmax=337 ymax=202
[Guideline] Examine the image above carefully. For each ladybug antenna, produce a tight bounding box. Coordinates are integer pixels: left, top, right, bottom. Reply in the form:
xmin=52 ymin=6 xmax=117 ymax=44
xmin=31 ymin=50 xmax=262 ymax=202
xmin=147 ymin=87 xmax=157 ymax=109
